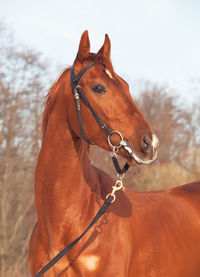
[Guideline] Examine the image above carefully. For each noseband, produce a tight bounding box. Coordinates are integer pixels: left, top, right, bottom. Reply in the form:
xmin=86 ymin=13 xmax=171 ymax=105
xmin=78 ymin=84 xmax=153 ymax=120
xmin=70 ymin=62 xmax=130 ymax=175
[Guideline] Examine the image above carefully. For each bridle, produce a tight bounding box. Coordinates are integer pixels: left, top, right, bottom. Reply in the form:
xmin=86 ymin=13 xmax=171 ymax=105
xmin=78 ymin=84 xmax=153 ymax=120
xmin=70 ymin=61 xmax=130 ymax=175
xmin=71 ymin=62 xmax=112 ymax=144
xmin=34 ymin=62 xmax=130 ymax=277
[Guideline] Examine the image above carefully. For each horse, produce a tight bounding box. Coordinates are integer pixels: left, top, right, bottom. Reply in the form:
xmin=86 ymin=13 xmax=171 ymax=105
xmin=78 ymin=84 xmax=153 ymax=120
xmin=28 ymin=31 xmax=200 ymax=277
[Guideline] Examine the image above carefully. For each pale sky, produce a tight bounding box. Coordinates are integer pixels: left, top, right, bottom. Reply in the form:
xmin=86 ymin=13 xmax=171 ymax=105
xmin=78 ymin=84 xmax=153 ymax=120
xmin=1 ymin=0 xmax=200 ymax=100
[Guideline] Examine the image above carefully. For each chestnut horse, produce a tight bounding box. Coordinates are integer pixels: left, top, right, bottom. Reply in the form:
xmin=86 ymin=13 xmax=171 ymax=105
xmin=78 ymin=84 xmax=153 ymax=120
xmin=28 ymin=31 xmax=200 ymax=277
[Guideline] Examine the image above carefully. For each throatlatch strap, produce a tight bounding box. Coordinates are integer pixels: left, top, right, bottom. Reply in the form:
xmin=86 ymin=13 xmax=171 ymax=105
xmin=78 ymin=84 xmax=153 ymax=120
xmin=34 ymin=198 xmax=111 ymax=277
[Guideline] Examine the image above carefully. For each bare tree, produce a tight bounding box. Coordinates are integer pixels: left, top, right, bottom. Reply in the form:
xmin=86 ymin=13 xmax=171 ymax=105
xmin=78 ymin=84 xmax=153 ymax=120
xmin=0 ymin=22 xmax=49 ymax=277
xmin=135 ymin=86 xmax=191 ymax=163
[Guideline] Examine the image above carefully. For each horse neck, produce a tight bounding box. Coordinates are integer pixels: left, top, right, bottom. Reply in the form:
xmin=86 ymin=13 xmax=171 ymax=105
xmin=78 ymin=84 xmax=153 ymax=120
xmin=41 ymin=119 xmax=95 ymax=192
xmin=35 ymin=76 xmax=99 ymax=221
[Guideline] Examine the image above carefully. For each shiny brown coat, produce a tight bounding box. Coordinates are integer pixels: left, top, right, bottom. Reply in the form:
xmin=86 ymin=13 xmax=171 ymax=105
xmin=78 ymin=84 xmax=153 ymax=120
xmin=28 ymin=31 xmax=200 ymax=277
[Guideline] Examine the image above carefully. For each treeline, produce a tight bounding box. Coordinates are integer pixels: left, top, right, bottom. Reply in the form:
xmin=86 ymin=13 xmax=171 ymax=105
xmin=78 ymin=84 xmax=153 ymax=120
xmin=0 ymin=22 xmax=200 ymax=276
xmin=0 ymin=22 xmax=49 ymax=277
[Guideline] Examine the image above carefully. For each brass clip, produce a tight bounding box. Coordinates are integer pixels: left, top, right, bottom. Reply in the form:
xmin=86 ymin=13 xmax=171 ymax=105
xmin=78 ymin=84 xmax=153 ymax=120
xmin=106 ymin=180 xmax=125 ymax=203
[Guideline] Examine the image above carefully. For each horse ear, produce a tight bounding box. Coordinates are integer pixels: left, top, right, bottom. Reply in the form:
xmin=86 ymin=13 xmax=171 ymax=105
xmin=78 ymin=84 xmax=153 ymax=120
xmin=97 ymin=34 xmax=111 ymax=60
xmin=76 ymin=30 xmax=90 ymax=62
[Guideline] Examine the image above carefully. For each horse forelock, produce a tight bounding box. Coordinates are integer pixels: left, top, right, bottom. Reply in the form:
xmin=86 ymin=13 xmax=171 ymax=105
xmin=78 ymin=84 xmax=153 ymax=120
xmin=89 ymin=53 xmax=114 ymax=75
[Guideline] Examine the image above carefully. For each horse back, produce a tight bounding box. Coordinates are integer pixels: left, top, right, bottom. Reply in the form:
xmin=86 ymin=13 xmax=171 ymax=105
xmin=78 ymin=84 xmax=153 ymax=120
xmin=172 ymin=180 xmax=200 ymax=210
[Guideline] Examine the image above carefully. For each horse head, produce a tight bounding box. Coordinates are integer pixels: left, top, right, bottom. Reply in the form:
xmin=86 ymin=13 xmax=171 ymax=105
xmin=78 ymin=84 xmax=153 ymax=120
xmin=68 ymin=31 xmax=158 ymax=166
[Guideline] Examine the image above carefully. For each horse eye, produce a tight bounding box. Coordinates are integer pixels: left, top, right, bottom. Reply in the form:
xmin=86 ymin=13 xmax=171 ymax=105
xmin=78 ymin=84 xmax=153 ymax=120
xmin=92 ymin=84 xmax=106 ymax=94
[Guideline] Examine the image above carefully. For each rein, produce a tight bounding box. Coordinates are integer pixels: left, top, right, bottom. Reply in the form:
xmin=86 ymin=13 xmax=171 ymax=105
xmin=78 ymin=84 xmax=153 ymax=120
xmin=34 ymin=62 xmax=130 ymax=277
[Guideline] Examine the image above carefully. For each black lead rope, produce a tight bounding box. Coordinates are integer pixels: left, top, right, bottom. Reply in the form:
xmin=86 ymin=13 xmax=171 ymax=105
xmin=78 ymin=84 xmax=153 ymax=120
xmin=34 ymin=199 xmax=111 ymax=277
xmin=33 ymin=62 xmax=130 ymax=277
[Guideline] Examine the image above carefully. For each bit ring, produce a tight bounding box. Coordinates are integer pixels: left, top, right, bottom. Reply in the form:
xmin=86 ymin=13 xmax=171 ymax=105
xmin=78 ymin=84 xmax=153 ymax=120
xmin=108 ymin=131 xmax=124 ymax=149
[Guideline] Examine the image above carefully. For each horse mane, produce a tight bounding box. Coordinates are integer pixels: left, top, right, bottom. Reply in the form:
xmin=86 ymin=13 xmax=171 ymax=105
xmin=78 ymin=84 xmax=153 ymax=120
xmin=42 ymin=54 xmax=114 ymax=137
xmin=42 ymin=67 xmax=71 ymax=136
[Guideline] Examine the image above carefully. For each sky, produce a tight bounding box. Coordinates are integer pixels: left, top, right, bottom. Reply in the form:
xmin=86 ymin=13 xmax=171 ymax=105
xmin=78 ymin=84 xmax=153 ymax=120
xmin=0 ymin=0 xmax=200 ymax=101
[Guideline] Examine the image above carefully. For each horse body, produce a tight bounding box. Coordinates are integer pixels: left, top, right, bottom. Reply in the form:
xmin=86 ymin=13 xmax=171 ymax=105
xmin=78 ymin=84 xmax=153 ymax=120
xmin=129 ymin=183 xmax=200 ymax=276
xmin=28 ymin=31 xmax=200 ymax=276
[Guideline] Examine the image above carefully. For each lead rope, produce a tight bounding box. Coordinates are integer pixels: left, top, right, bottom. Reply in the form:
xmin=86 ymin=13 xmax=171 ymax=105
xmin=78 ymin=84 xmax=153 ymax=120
xmin=34 ymin=180 xmax=125 ymax=277
xmin=33 ymin=143 xmax=127 ymax=277
xmin=34 ymin=199 xmax=111 ymax=277
xmin=33 ymin=64 xmax=130 ymax=277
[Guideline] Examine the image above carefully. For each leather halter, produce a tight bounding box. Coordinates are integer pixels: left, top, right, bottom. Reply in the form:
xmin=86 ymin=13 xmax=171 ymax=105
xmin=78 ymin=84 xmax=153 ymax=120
xmin=70 ymin=62 xmax=130 ymax=175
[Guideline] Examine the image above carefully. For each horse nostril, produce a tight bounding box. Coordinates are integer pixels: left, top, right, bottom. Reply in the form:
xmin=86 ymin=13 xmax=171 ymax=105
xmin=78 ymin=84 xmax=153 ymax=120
xmin=142 ymin=136 xmax=151 ymax=153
